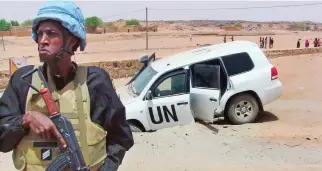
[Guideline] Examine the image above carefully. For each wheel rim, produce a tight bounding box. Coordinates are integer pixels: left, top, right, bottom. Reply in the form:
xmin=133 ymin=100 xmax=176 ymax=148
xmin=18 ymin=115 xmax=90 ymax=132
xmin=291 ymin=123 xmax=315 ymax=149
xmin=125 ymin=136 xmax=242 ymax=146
xmin=234 ymin=100 xmax=253 ymax=119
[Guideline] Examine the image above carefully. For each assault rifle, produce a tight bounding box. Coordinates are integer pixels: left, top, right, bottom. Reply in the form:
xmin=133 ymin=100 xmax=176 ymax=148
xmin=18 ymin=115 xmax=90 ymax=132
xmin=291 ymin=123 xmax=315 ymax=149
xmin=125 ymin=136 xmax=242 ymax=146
xmin=21 ymin=67 xmax=90 ymax=171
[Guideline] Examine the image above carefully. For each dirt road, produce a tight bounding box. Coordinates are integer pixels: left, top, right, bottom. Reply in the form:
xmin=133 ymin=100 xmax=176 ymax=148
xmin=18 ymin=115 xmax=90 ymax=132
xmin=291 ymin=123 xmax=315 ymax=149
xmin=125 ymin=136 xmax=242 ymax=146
xmin=1 ymin=54 xmax=322 ymax=171
xmin=1 ymin=31 xmax=322 ymax=70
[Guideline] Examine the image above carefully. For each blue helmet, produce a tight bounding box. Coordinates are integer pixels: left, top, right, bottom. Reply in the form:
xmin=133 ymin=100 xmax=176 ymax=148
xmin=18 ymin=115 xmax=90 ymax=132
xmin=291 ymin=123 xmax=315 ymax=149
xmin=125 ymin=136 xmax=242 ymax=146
xmin=31 ymin=1 xmax=86 ymax=51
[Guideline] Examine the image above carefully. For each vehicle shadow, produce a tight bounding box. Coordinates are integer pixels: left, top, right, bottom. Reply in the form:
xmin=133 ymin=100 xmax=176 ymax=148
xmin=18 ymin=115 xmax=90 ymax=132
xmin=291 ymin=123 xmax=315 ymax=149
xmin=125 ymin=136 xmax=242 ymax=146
xmin=212 ymin=118 xmax=230 ymax=125
xmin=145 ymin=112 xmax=279 ymax=134
xmin=256 ymin=111 xmax=279 ymax=123
xmin=195 ymin=119 xmax=219 ymax=134
xmin=212 ymin=111 xmax=279 ymax=125
xmin=198 ymin=111 xmax=279 ymax=128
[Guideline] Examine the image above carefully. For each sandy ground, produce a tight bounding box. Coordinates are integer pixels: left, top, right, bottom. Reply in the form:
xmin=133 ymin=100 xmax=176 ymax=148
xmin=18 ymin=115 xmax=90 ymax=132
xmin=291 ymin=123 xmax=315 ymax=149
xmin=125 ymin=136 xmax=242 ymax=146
xmin=116 ymin=53 xmax=322 ymax=171
xmin=1 ymin=31 xmax=322 ymax=170
xmin=1 ymin=53 xmax=322 ymax=171
xmin=117 ymin=53 xmax=322 ymax=171
xmin=1 ymin=31 xmax=322 ymax=71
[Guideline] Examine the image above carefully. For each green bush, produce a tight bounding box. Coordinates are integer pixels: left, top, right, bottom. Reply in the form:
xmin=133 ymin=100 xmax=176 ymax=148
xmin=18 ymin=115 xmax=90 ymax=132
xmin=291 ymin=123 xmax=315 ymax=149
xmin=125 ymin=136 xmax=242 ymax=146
xmin=234 ymin=23 xmax=243 ymax=28
xmin=0 ymin=19 xmax=11 ymax=31
xmin=295 ymin=24 xmax=305 ymax=30
xmin=10 ymin=20 xmax=19 ymax=26
xmin=21 ymin=19 xmax=32 ymax=27
xmin=292 ymin=24 xmax=311 ymax=31
xmin=85 ymin=16 xmax=103 ymax=27
xmin=85 ymin=16 xmax=103 ymax=32
xmin=104 ymin=22 xmax=114 ymax=27
xmin=125 ymin=19 xmax=140 ymax=26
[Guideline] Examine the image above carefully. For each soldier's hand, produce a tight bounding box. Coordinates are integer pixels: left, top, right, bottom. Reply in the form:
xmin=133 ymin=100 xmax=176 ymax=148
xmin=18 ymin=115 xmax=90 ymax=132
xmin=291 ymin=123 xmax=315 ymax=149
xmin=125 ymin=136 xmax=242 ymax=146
xmin=22 ymin=111 xmax=67 ymax=148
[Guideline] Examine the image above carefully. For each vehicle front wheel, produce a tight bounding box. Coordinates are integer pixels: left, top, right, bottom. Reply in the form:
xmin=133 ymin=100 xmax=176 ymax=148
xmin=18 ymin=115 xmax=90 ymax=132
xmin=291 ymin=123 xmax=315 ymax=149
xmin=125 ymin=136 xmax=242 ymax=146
xmin=129 ymin=123 xmax=144 ymax=132
xmin=226 ymin=94 xmax=259 ymax=125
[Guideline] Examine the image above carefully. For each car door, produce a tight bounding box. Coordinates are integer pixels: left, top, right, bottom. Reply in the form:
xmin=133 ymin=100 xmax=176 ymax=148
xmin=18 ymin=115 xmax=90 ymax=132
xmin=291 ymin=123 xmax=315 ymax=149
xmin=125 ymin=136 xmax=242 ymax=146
xmin=190 ymin=64 xmax=221 ymax=122
xmin=145 ymin=69 xmax=195 ymax=130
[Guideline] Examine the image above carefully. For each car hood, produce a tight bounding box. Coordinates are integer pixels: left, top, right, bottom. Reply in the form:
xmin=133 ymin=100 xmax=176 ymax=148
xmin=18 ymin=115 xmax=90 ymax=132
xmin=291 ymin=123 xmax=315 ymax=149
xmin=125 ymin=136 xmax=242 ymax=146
xmin=116 ymin=85 xmax=136 ymax=105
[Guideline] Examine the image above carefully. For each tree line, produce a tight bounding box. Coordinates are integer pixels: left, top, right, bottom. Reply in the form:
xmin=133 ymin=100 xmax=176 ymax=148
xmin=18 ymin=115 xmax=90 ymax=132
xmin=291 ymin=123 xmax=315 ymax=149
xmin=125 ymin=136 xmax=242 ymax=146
xmin=0 ymin=19 xmax=32 ymax=31
xmin=0 ymin=16 xmax=141 ymax=31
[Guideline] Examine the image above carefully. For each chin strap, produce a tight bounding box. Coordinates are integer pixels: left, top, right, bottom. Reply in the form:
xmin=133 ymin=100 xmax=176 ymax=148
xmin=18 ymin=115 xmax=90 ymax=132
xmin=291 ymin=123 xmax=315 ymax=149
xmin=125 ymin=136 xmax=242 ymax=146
xmin=54 ymin=29 xmax=74 ymax=61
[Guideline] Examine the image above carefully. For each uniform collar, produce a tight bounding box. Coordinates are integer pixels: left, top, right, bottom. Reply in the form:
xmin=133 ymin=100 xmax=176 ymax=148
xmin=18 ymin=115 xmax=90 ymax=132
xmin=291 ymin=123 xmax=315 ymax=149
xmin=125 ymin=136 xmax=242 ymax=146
xmin=42 ymin=62 xmax=78 ymax=91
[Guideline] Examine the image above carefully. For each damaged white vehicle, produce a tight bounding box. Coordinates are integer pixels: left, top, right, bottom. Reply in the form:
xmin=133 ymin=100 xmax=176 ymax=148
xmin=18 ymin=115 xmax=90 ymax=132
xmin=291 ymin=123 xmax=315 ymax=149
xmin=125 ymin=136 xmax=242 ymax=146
xmin=117 ymin=41 xmax=282 ymax=132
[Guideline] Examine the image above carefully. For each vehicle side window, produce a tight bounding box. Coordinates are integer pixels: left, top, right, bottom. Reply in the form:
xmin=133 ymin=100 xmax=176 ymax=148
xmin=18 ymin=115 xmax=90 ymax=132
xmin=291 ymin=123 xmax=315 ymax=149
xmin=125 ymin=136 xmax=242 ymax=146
xmin=191 ymin=64 xmax=220 ymax=89
xmin=222 ymin=52 xmax=254 ymax=76
xmin=152 ymin=73 xmax=186 ymax=98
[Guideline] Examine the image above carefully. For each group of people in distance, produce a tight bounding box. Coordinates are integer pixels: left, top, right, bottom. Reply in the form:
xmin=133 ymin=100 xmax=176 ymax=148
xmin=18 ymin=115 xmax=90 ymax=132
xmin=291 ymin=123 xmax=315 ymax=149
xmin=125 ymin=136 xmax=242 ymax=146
xmin=259 ymin=37 xmax=274 ymax=49
xmin=223 ymin=35 xmax=234 ymax=43
xmin=298 ymin=38 xmax=321 ymax=48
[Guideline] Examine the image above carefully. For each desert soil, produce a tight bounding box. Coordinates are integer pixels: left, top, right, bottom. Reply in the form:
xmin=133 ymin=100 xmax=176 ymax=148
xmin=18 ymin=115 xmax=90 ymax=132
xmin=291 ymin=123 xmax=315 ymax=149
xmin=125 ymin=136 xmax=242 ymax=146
xmin=1 ymin=31 xmax=322 ymax=71
xmin=1 ymin=53 xmax=322 ymax=171
xmin=1 ymin=31 xmax=322 ymax=170
xmin=118 ymin=53 xmax=322 ymax=171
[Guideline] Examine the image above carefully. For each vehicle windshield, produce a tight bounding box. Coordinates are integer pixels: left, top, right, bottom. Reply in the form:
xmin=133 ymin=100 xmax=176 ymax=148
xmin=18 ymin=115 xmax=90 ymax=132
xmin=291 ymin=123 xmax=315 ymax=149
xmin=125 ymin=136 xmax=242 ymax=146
xmin=131 ymin=65 xmax=158 ymax=96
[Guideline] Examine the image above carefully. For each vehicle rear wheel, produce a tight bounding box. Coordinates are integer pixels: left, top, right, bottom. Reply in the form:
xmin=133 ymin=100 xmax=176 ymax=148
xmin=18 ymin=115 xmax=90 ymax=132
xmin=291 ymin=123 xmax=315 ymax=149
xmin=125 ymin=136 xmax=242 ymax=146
xmin=226 ymin=94 xmax=259 ymax=125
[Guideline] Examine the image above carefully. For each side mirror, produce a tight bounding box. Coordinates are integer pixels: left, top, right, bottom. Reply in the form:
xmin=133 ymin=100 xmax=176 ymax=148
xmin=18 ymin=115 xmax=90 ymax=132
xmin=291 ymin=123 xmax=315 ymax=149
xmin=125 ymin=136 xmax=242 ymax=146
xmin=139 ymin=55 xmax=149 ymax=67
xmin=146 ymin=90 xmax=153 ymax=100
xmin=139 ymin=55 xmax=149 ymax=63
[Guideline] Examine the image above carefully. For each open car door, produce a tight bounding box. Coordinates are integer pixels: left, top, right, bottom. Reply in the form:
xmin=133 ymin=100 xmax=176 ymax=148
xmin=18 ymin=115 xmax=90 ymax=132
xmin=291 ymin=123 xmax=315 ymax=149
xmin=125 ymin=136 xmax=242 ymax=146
xmin=190 ymin=64 xmax=221 ymax=122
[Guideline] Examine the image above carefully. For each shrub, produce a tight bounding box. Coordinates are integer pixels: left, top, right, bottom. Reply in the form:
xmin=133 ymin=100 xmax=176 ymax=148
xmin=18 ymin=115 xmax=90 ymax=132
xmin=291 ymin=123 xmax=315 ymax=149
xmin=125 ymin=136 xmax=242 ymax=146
xmin=85 ymin=16 xmax=103 ymax=32
xmin=21 ymin=19 xmax=32 ymax=27
xmin=10 ymin=20 xmax=19 ymax=26
xmin=85 ymin=16 xmax=103 ymax=27
xmin=234 ymin=23 xmax=243 ymax=28
xmin=104 ymin=22 xmax=114 ymax=27
xmin=125 ymin=19 xmax=140 ymax=26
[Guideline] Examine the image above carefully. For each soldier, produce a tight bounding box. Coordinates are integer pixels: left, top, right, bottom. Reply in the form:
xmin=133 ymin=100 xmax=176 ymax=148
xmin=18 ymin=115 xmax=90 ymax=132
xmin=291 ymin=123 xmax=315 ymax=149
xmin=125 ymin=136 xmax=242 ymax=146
xmin=0 ymin=1 xmax=134 ymax=171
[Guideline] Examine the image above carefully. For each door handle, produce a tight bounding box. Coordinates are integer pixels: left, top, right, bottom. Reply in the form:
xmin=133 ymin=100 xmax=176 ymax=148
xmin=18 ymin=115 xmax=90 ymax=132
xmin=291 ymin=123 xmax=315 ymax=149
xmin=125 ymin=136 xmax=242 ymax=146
xmin=209 ymin=98 xmax=217 ymax=102
xmin=177 ymin=102 xmax=188 ymax=106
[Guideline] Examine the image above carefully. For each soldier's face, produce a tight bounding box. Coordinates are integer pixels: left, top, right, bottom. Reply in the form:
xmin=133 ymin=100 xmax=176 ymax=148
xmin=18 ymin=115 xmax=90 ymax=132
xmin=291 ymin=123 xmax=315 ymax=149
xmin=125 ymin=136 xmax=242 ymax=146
xmin=37 ymin=20 xmax=64 ymax=62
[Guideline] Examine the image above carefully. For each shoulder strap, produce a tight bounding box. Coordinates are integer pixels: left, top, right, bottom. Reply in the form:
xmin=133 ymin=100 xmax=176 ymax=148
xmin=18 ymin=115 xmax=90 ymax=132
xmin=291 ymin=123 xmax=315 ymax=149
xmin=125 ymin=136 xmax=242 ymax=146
xmin=29 ymin=65 xmax=43 ymax=95
xmin=74 ymin=65 xmax=90 ymax=164
xmin=75 ymin=66 xmax=88 ymax=102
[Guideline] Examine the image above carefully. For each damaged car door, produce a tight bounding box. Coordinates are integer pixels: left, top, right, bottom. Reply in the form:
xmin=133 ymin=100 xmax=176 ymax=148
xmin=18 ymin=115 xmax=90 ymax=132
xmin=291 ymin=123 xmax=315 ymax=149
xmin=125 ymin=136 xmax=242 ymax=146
xmin=190 ymin=64 xmax=221 ymax=122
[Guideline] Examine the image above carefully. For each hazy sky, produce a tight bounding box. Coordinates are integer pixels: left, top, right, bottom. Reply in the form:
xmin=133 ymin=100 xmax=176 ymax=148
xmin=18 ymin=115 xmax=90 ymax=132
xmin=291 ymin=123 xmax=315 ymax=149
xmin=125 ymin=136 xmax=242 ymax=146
xmin=1 ymin=1 xmax=322 ymax=23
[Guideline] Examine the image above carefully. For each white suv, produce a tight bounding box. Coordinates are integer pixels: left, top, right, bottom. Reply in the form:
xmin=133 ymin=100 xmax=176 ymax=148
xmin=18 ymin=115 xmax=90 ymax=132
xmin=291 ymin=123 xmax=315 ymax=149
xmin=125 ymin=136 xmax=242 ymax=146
xmin=117 ymin=41 xmax=282 ymax=132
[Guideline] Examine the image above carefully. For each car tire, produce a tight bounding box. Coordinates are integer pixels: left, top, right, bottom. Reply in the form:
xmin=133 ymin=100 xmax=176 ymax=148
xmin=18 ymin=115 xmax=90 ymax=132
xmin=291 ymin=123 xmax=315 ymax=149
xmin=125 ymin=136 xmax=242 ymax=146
xmin=129 ymin=123 xmax=144 ymax=132
xmin=226 ymin=94 xmax=259 ymax=125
